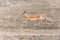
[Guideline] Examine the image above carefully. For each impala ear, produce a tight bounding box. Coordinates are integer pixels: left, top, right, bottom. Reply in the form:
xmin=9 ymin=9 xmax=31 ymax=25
xmin=23 ymin=11 xmax=26 ymax=15
xmin=21 ymin=11 xmax=26 ymax=16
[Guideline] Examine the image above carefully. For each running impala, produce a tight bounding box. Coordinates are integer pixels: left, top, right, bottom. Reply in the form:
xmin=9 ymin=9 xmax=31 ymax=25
xmin=21 ymin=11 xmax=45 ymax=21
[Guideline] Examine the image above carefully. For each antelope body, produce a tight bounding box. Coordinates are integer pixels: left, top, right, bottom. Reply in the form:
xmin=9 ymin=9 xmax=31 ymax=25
xmin=22 ymin=12 xmax=45 ymax=21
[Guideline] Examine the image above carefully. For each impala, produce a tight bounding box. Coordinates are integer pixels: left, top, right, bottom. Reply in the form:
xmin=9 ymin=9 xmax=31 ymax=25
xmin=21 ymin=11 xmax=45 ymax=21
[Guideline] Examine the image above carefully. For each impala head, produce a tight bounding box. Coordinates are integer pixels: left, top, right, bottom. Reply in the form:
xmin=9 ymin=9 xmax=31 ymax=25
xmin=21 ymin=11 xmax=26 ymax=16
xmin=21 ymin=11 xmax=29 ymax=18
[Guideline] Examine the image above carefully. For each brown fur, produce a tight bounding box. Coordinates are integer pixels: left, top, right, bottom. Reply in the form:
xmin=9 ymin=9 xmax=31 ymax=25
xmin=22 ymin=12 xmax=45 ymax=21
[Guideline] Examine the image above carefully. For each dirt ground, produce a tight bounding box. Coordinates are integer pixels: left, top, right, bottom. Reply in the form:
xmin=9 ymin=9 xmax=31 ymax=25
xmin=0 ymin=0 xmax=60 ymax=40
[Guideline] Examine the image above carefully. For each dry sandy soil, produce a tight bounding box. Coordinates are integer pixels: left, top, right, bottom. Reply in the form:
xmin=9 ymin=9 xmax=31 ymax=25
xmin=0 ymin=0 xmax=60 ymax=40
xmin=0 ymin=34 xmax=60 ymax=40
xmin=0 ymin=0 xmax=60 ymax=30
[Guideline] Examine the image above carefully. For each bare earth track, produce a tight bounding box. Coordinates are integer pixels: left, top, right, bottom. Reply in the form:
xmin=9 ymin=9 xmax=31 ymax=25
xmin=0 ymin=0 xmax=60 ymax=40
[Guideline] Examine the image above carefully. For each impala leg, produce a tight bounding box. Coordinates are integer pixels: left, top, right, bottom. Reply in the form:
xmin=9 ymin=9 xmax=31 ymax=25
xmin=26 ymin=18 xmax=30 ymax=21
